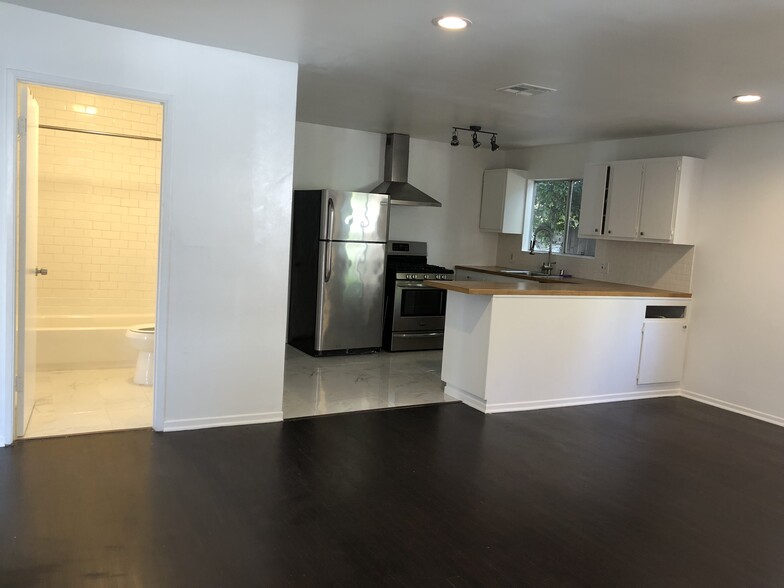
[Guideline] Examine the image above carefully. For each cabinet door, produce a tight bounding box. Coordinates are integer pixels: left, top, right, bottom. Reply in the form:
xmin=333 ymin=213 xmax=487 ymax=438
xmin=479 ymin=170 xmax=507 ymax=231
xmin=637 ymin=320 xmax=688 ymax=384
xmin=605 ymin=161 xmax=643 ymax=239
xmin=578 ymin=163 xmax=608 ymax=238
xmin=639 ymin=158 xmax=680 ymax=241
xmin=500 ymin=171 xmax=527 ymax=234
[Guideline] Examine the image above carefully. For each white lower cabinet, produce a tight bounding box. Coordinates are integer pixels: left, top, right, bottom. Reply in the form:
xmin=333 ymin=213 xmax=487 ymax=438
xmin=441 ymin=295 xmax=691 ymax=414
xmin=637 ymin=318 xmax=688 ymax=384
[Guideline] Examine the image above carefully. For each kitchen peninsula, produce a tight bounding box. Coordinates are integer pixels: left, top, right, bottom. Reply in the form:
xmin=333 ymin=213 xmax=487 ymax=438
xmin=427 ymin=270 xmax=691 ymax=414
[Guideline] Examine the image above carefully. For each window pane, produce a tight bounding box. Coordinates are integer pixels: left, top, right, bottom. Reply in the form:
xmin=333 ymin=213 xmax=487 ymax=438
xmin=531 ymin=180 xmax=570 ymax=253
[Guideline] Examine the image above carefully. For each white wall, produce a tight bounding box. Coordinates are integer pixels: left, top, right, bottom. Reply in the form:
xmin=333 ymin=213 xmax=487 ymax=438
xmin=0 ymin=4 xmax=298 ymax=444
xmin=294 ymin=122 xmax=501 ymax=268
xmin=503 ymin=123 xmax=784 ymax=424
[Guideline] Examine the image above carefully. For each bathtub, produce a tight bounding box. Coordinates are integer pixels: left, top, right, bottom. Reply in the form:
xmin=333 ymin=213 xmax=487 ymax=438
xmin=36 ymin=314 xmax=154 ymax=371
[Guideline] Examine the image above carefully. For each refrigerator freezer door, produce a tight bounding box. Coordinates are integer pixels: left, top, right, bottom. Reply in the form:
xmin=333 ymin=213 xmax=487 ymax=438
xmin=315 ymin=240 xmax=386 ymax=352
xmin=319 ymin=190 xmax=388 ymax=243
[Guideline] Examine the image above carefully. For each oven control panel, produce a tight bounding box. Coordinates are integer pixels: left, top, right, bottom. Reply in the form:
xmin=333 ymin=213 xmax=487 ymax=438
xmin=396 ymin=272 xmax=455 ymax=281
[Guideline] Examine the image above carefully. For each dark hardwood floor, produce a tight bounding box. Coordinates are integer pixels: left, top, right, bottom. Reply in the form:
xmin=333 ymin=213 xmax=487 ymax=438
xmin=2 ymin=398 xmax=784 ymax=587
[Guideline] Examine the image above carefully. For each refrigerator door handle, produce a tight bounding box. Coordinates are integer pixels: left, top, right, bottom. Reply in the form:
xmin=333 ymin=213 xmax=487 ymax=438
xmin=325 ymin=241 xmax=332 ymax=282
xmin=327 ymin=197 xmax=335 ymax=241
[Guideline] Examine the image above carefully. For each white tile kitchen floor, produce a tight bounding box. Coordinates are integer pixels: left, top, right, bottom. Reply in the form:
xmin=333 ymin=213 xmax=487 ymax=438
xmin=23 ymin=368 xmax=152 ymax=439
xmin=22 ymin=350 xmax=455 ymax=437
xmin=283 ymin=345 xmax=458 ymax=419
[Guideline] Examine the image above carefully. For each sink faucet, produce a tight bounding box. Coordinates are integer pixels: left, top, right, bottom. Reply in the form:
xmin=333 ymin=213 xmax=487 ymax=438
xmin=529 ymin=225 xmax=556 ymax=275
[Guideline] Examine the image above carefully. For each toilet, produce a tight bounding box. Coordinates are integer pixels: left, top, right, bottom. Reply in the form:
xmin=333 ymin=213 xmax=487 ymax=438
xmin=126 ymin=324 xmax=155 ymax=385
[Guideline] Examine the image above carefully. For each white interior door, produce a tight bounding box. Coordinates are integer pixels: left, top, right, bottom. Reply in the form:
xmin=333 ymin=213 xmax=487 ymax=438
xmin=15 ymin=85 xmax=40 ymax=437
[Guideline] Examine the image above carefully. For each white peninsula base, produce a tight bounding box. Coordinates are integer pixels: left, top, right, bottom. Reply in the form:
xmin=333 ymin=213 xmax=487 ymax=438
xmin=441 ymin=292 xmax=690 ymax=414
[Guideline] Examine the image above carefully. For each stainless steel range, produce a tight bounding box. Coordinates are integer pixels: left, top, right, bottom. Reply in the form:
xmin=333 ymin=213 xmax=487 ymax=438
xmin=382 ymin=241 xmax=454 ymax=352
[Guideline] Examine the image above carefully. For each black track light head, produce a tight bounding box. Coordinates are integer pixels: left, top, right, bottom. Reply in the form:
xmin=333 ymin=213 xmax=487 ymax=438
xmin=450 ymin=125 xmax=499 ymax=151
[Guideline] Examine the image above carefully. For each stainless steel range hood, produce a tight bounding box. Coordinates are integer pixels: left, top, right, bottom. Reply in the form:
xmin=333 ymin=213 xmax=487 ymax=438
xmin=372 ymin=133 xmax=442 ymax=207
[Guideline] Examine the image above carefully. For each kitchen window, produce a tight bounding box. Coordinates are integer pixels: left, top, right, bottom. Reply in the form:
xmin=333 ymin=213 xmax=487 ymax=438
xmin=524 ymin=179 xmax=596 ymax=257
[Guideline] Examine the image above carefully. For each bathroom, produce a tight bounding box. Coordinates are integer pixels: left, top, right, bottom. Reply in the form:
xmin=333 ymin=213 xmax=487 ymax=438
xmin=19 ymin=83 xmax=162 ymax=439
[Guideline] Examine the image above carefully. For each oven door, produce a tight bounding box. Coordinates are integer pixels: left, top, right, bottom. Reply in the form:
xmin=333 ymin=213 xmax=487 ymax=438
xmin=392 ymin=281 xmax=447 ymax=332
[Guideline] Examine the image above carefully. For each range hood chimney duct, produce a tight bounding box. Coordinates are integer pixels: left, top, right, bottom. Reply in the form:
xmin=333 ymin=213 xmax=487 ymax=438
xmin=372 ymin=134 xmax=442 ymax=207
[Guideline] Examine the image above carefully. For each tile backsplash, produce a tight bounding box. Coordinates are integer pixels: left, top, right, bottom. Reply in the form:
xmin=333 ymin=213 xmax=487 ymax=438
xmin=497 ymin=234 xmax=694 ymax=293
xmin=31 ymin=85 xmax=162 ymax=316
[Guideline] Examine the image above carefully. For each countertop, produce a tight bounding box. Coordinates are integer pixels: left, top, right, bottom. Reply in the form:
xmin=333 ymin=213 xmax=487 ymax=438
xmin=432 ymin=265 xmax=691 ymax=298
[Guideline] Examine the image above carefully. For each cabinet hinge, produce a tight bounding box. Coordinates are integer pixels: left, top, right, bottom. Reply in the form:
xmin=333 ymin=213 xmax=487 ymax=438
xmin=17 ymin=117 xmax=26 ymax=138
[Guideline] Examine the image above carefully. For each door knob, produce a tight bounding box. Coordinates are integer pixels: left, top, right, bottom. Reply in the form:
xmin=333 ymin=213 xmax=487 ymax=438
xmin=34 ymin=267 xmax=48 ymax=276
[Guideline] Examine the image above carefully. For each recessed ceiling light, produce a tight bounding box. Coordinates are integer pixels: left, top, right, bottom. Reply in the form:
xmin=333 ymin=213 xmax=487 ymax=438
xmin=733 ymin=94 xmax=762 ymax=103
xmin=432 ymin=16 xmax=471 ymax=30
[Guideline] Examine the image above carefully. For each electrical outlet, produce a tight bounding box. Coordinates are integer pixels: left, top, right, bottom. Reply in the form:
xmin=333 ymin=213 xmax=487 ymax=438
xmin=600 ymin=261 xmax=610 ymax=274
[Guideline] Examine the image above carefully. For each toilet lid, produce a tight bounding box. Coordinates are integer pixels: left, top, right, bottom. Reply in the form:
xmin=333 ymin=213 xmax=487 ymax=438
xmin=130 ymin=323 xmax=155 ymax=333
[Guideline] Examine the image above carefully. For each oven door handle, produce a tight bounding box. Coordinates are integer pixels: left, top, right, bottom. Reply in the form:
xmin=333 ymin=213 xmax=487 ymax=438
xmin=395 ymin=282 xmax=442 ymax=289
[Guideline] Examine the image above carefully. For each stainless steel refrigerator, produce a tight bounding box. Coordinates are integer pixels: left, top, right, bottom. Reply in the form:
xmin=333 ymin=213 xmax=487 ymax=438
xmin=287 ymin=190 xmax=389 ymax=356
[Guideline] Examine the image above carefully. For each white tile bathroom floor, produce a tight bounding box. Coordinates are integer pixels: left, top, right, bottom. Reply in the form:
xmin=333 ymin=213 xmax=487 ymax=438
xmin=23 ymin=349 xmax=455 ymax=436
xmin=283 ymin=345 xmax=458 ymax=419
xmin=23 ymin=367 xmax=152 ymax=439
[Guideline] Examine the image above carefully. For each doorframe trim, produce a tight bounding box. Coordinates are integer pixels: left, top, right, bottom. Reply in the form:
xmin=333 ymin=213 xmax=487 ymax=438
xmin=2 ymin=70 xmax=173 ymax=444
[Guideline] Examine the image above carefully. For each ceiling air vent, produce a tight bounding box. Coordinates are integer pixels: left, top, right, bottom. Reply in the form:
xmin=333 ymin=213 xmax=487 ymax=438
xmin=496 ymin=83 xmax=556 ymax=97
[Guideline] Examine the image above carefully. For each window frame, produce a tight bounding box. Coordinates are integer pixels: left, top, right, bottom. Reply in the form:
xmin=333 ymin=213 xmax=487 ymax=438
xmin=522 ymin=177 xmax=595 ymax=258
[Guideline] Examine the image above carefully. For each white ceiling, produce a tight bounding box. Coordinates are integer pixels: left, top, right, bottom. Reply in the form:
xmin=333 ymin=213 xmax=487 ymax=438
xmin=7 ymin=0 xmax=784 ymax=147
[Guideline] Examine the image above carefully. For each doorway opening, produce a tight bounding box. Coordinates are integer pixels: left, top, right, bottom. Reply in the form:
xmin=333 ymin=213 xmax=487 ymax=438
xmin=15 ymin=83 xmax=163 ymax=439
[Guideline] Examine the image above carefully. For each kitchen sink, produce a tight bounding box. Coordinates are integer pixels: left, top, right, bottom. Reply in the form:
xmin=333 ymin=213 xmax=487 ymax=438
xmin=501 ymin=269 xmax=557 ymax=277
xmin=499 ymin=268 xmax=577 ymax=283
xmin=500 ymin=269 xmax=534 ymax=274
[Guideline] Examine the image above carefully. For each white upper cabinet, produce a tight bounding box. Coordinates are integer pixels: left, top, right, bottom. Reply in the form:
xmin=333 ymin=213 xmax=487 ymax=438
xmin=578 ymin=163 xmax=608 ymax=238
xmin=638 ymin=158 xmax=681 ymax=241
xmin=639 ymin=157 xmax=703 ymax=243
xmin=605 ymin=160 xmax=644 ymax=239
xmin=479 ymin=169 xmax=528 ymax=234
xmin=580 ymin=156 xmax=703 ymax=244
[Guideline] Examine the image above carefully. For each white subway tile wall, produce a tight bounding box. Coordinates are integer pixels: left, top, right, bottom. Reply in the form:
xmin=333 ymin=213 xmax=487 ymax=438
xmin=31 ymin=85 xmax=162 ymax=316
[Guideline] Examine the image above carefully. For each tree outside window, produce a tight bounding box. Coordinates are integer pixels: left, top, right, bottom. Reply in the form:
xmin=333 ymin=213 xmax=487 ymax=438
xmin=529 ymin=179 xmax=595 ymax=256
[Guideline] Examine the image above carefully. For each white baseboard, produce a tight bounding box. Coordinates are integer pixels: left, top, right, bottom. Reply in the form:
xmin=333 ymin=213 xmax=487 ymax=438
xmin=445 ymin=385 xmax=679 ymax=414
xmin=444 ymin=385 xmax=487 ymax=412
xmin=681 ymin=389 xmax=784 ymax=428
xmin=163 ymin=411 xmax=283 ymax=432
xmin=484 ymin=389 xmax=680 ymax=414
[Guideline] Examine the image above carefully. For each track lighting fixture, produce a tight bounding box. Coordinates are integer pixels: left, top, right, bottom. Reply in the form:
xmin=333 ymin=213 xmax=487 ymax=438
xmin=449 ymin=125 xmax=500 ymax=151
